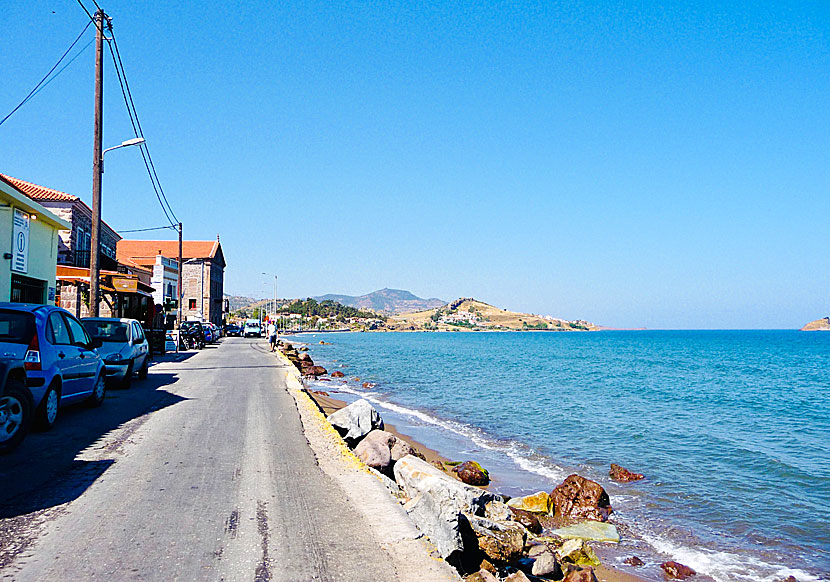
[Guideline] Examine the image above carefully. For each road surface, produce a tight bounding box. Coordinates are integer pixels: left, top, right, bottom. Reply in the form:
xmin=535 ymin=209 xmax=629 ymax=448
xmin=0 ymin=337 xmax=417 ymax=581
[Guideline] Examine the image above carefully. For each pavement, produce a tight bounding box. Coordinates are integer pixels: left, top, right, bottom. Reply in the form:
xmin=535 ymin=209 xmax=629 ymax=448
xmin=0 ymin=337 xmax=458 ymax=582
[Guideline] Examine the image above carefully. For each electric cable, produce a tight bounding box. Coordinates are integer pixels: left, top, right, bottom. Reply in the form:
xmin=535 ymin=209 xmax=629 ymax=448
xmin=118 ymin=225 xmax=179 ymax=233
xmin=0 ymin=20 xmax=92 ymax=128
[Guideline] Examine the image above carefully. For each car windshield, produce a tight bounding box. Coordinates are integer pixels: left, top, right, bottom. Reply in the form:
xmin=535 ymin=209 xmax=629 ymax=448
xmin=82 ymin=320 xmax=130 ymax=342
xmin=0 ymin=310 xmax=35 ymax=344
xmin=181 ymin=322 xmax=200 ymax=330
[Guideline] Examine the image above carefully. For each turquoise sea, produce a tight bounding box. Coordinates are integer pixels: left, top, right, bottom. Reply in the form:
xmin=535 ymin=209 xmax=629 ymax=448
xmin=298 ymin=330 xmax=830 ymax=582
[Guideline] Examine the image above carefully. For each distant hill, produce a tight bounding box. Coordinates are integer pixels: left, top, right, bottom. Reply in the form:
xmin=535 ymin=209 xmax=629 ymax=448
xmin=313 ymin=288 xmax=445 ymax=314
xmin=801 ymin=317 xmax=830 ymax=331
xmin=225 ymin=294 xmax=259 ymax=312
xmin=387 ymin=297 xmax=600 ymax=332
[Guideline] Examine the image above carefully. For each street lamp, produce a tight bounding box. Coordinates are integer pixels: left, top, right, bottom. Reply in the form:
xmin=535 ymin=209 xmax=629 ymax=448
xmin=261 ymin=272 xmax=277 ymax=326
xmin=89 ymin=135 xmax=146 ymax=317
xmin=101 ymin=137 xmax=145 ymax=172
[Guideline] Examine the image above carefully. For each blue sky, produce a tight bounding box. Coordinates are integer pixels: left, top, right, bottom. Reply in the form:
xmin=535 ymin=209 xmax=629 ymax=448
xmin=1 ymin=1 xmax=828 ymax=329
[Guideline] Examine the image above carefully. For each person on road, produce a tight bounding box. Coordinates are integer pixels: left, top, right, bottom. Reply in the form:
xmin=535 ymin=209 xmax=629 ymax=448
xmin=267 ymin=321 xmax=277 ymax=351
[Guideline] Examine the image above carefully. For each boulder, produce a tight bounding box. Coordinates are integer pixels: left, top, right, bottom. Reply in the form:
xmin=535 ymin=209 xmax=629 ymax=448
xmin=465 ymin=571 xmax=498 ymax=582
xmin=531 ymin=549 xmax=562 ymax=578
xmin=354 ymin=430 xmax=396 ymax=474
xmin=452 ymin=461 xmax=490 ymax=486
xmin=506 ymin=491 xmax=552 ymax=514
xmin=553 ymin=521 xmax=620 ymax=543
xmin=609 ymin=463 xmax=644 ymax=482
xmin=784 ymin=577 xmax=798 ymax=582
xmin=557 ymin=539 xmax=600 ymax=567
xmin=394 ymin=455 xmax=502 ymax=559
xmin=390 ymin=438 xmax=416 ymax=461
xmin=303 ymin=365 xmax=327 ymax=377
xmin=509 ymin=508 xmax=542 ymax=534
xmin=624 ymin=556 xmax=644 ymax=567
xmin=660 ymin=561 xmax=696 ymax=579
xmin=331 ymin=370 xmax=345 ymax=378
xmin=327 ymin=399 xmax=384 ymax=445
xmin=504 ymin=572 xmax=532 ymax=582
xmin=484 ymin=500 xmax=512 ymax=522
xmin=362 ymin=381 xmax=376 ymax=389
xmin=466 ymin=515 xmax=526 ymax=564
xmin=297 ymin=352 xmax=312 ymax=361
xmin=550 ymin=474 xmax=612 ymax=522
xmin=562 ymin=564 xmax=598 ymax=582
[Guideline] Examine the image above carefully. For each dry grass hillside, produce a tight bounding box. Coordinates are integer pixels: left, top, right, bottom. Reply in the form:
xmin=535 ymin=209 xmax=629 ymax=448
xmin=387 ymin=298 xmax=599 ymax=332
xmin=800 ymin=317 xmax=830 ymax=331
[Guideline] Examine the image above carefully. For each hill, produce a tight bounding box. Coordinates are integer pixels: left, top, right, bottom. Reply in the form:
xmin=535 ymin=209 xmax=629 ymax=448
xmin=313 ymin=288 xmax=445 ymax=314
xmin=224 ymin=294 xmax=259 ymax=312
xmin=800 ymin=317 xmax=830 ymax=331
xmin=387 ymin=297 xmax=600 ymax=332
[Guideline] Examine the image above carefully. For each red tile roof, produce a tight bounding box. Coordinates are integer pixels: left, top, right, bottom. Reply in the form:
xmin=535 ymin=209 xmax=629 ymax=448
xmin=117 ymin=240 xmax=221 ymax=263
xmin=0 ymin=174 xmax=78 ymax=202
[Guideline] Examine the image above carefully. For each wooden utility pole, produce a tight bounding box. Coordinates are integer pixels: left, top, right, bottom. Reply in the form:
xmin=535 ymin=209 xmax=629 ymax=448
xmin=89 ymin=9 xmax=105 ymax=316
xmin=177 ymin=222 xmax=183 ymax=327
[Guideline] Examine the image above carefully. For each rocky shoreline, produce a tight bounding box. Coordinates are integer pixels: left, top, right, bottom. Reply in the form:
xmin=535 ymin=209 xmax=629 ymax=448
xmin=277 ymin=340 xmax=705 ymax=582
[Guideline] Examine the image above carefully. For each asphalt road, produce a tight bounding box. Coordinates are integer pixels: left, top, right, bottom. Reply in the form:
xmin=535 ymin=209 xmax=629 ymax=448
xmin=0 ymin=337 xmax=400 ymax=581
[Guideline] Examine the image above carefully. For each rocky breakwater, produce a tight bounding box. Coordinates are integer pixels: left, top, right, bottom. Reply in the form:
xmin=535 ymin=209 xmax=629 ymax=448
xmin=318 ymin=398 xmax=667 ymax=582
xmin=280 ymin=342 xmax=328 ymax=377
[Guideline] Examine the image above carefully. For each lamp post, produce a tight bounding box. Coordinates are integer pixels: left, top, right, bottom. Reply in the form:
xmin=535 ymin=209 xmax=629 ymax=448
xmin=261 ymin=272 xmax=277 ymax=328
xmin=89 ymin=136 xmax=146 ymax=317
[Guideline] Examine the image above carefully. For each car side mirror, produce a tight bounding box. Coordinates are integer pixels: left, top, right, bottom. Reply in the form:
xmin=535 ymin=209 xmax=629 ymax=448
xmin=90 ymin=337 xmax=103 ymax=349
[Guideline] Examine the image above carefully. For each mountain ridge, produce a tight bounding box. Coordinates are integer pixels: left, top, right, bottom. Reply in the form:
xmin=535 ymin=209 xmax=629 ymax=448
xmin=312 ymin=288 xmax=445 ymax=314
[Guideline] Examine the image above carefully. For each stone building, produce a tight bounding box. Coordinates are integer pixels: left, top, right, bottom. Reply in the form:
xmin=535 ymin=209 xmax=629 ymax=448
xmin=0 ymin=174 xmax=121 ymax=271
xmin=117 ymin=239 xmax=226 ymax=326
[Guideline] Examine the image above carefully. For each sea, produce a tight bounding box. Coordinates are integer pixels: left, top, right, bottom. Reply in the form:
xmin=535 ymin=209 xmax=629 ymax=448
xmin=295 ymin=330 xmax=830 ymax=582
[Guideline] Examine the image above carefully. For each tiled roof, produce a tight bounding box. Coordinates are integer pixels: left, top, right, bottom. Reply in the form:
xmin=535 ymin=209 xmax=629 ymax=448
xmin=0 ymin=174 xmax=78 ymax=202
xmin=117 ymin=239 xmax=220 ymax=262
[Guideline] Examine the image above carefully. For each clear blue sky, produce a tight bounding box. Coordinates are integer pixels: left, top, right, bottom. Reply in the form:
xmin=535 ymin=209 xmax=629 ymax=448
xmin=2 ymin=1 xmax=828 ymax=329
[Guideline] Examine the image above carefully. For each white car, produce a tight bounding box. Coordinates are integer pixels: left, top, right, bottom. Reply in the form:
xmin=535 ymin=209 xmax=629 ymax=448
xmin=81 ymin=318 xmax=150 ymax=388
xmin=243 ymin=322 xmax=262 ymax=338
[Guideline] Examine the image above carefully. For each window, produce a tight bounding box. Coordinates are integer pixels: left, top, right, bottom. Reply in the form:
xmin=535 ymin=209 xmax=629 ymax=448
xmin=132 ymin=323 xmax=145 ymax=342
xmin=189 ymin=299 xmax=197 ymax=309
xmin=65 ymin=315 xmax=91 ymax=347
xmin=47 ymin=312 xmax=72 ymax=345
xmin=10 ymin=275 xmax=46 ymax=304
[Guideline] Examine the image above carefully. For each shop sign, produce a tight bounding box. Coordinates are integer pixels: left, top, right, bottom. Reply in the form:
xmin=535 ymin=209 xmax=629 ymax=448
xmin=112 ymin=277 xmax=138 ymax=292
xmin=11 ymin=209 xmax=29 ymax=274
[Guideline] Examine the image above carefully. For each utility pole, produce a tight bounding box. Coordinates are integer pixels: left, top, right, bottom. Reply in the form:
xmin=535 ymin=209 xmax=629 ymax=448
xmin=177 ymin=222 xmax=183 ymax=327
xmin=89 ymin=8 xmax=105 ymax=316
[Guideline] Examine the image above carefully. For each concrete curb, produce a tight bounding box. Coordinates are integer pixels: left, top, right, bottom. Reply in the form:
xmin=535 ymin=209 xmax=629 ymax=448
xmin=275 ymin=350 xmax=460 ymax=582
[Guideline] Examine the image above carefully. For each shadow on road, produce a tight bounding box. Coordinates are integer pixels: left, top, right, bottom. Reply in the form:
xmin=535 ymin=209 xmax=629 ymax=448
xmin=0 ymin=368 xmax=188 ymax=520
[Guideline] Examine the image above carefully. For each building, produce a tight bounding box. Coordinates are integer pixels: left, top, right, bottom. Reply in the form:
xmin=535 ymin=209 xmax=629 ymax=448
xmin=117 ymin=238 xmax=226 ymax=326
xmin=0 ymin=175 xmax=70 ymax=303
xmin=0 ymin=174 xmax=121 ymax=271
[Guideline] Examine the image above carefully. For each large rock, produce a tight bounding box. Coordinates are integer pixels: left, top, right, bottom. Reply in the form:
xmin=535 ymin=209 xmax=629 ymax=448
xmin=550 ymin=474 xmax=612 ymax=522
xmin=609 ymin=463 xmax=644 ymax=482
xmin=504 ymin=572 xmax=531 ymax=582
xmin=661 ymin=561 xmax=696 ymax=579
xmin=509 ymin=507 xmax=542 ymax=534
xmin=484 ymin=500 xmax=512 ymax=522
xmin=557 ymin=539 xmax=600 ymax=567
xmin=327 ymin=399 xmax=383 ymax=446
xmin=353 ymin=430 xmax=415 ymax=475
xmin=394 ymin=455 xmax=502 ymax=559
xmin=531 ymin=549 xmax=562 ymax=578
xmin=624 ymin=556 xmax=644 ymax=566
xmin=562 ymin=565 xmax=598 ymax=582
xmin=452 ymin=461 xmax=490 ymax=486
xmin=465 ymin=571 xmax=498 ymax=582
xmin=466 ymin=515 xmax=526 ymax=564
xmin=506 ymin=491 xmax=552 ymax=514
xmin=303 ymin=365 xmax=328 ymax=377
xmin=331 ymin=370 xmax=345 ymax=378
xmin=553 ymin=521 xmax=620 ymax=542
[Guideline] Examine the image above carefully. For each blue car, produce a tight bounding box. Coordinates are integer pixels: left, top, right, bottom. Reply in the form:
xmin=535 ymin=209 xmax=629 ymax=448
xmin=0 ymin=304 xmax=106 ymax=432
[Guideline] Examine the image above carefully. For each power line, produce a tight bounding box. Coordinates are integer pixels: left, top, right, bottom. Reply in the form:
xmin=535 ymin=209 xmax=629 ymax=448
xmin=108 ymin=28 xmax=180 ymax=225
xmin=0 ymin=20 xmax=92 ymax=128
xmin=118 ymin=225 xmax=179 ymax=233
xmin=74 ymin=0 xmax=94 ymax=23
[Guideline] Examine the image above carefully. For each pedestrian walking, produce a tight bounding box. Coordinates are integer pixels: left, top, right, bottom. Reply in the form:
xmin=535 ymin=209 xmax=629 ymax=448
xmin=267 ymin=320 xmax=277 ymax=351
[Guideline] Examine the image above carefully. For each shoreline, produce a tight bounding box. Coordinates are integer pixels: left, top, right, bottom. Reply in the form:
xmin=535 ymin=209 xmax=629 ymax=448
xmin=303 ymin=387 xmax=646 ymax=582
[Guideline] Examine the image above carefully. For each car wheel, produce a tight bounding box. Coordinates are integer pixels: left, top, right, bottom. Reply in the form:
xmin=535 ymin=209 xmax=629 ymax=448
xmin=138 ymin=357 xmax=149 ymax=380
xmin=87 ymin=374 xmax=106 ymax=407
xmin=0 ymin=380 xmax=33 ymax=454
xmin=34 ymin=382 xmax=60 ymax=431
xmin=121 ymin=360 xmax=134 ymax=389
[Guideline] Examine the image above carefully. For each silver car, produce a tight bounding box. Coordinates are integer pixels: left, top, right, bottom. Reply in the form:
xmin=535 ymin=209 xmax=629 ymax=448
xmin=81 ymin=318 xmax=150 ymax=389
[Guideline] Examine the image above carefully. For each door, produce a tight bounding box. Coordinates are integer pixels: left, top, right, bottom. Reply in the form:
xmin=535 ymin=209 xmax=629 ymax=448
xmin=64 ymin=314 xmax=99 ymax=395
xmin=132 ymin=322 xmax=149 ymax=366
xmin=46 ymin=311 xmax=81 ymax=397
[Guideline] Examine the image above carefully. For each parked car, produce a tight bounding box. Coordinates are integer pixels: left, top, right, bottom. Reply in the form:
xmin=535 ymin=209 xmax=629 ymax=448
xmin=203 ymin=324 xmax=214 ymax=344
xmin=244 ymin=320 xmax=262 ymax=338
xmin=225 ymin=324 xmax=241 ymax=337
xmin=0 ymin=304 xmax=106 ymax=433
xmin=0 ymin=347 xmax=32 ymax=453
xmin=81 ymin=318 xmax=150 ymax=389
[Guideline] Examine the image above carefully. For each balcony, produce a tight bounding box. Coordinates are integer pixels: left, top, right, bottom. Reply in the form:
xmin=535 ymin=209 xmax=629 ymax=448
xmin=72 ymin=250 xmax=120 ymax=272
